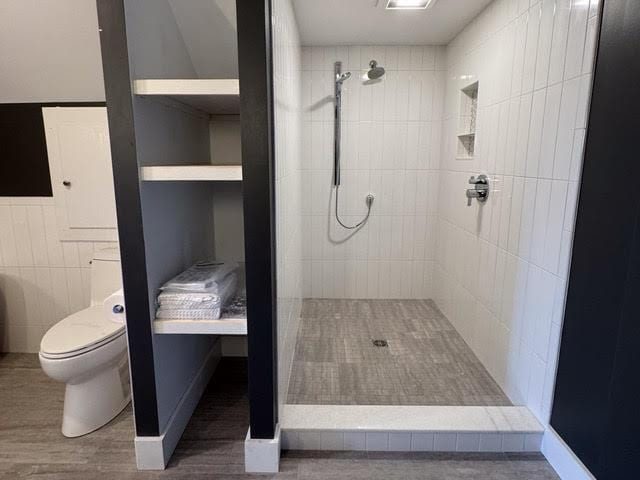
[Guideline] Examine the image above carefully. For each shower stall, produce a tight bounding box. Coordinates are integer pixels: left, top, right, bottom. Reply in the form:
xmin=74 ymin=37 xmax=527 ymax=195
xmin=287 ymin=41 xmax=510 ymax=407
xmin=269 ymin=0 xmax=599 ymax=451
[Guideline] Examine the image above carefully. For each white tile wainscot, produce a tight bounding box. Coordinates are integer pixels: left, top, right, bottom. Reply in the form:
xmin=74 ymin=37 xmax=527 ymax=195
xmin=280 ymin=405 xmax=543 ymax=453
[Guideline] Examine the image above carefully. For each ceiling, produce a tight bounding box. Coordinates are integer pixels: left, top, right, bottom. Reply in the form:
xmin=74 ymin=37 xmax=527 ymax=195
xmin=291 ymin=0 xmax=494 ymax=46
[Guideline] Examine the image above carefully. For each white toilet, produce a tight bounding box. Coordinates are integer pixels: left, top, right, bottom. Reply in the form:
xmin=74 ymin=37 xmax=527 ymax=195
xmin=39 ymin=247 xmax=131 ymax=438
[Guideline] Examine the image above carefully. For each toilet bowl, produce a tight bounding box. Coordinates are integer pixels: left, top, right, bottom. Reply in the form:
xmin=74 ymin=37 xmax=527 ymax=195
xmin=39 ymin=247 xmax=131 ymax=437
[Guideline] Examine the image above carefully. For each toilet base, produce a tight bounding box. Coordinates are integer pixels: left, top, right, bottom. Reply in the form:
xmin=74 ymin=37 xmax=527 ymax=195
xmin=61 ymin=353 xmax=131 ymax=438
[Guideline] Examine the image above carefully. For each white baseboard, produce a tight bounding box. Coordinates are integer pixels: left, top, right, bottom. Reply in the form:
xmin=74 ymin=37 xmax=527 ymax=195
xmin=542 ymin=427 xmax=596 ymax=480
xmin=245 ymin=425 xmax=281 ymax=473
xmin=135 ymin=339 xmax=222 ymax=470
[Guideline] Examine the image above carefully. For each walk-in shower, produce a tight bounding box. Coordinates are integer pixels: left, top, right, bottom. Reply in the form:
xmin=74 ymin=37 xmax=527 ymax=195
xmin=332 ymin=60 xmax=382 ymax=229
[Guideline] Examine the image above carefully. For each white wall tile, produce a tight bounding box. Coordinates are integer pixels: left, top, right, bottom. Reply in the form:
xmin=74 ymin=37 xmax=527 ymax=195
xmin=525 ymin=433 xmax=544 ymax=451
xmin=297 ymin=431 xmax=322 ymax=450
xmin=0 ymin=196 xmax=118 ymax=352
xmin=301 ymin=45 xmax=445 ymax=298
xmin=273 ymin=0 xmax=304 ymax=417
xmin=456 ymin=433 xmax=481 ymax=452
xmin=320 ymin=432 xmax=344 ymax=450
xmin=564 ymin=0 xmax=590 ymax=80
xmin=534 ymin=0 xmax=556 ymax=89
xmin=521 ymin=3 xmax=541 ymax=94
xmin=365 ymin=432 xmax=389 ymax=451
xmin=479 ymin=433 xmax=503 ymax=452
xmin=344 ymin=432 xmax=366 ymax=451
xmin=388 ymin=432 xmax=411 ymax=451
xmin=434 ymin=433 xmax=457 ymax=452
xmin=502 ymin=433 xmax=526 ymax=452
xmin=411 ymin=433 xmax=435 ymax=451
xmin=11 ymin=206 xmax=34 ymax=266
xmin=438 ymin=0 xmax=598 ymax=430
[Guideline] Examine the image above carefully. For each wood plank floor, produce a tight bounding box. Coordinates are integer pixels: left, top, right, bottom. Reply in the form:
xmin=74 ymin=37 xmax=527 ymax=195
xmin=0 ymin=353 xmax=558 ymax=479
xmin=288 ymin=299 xmax=511 ymax=406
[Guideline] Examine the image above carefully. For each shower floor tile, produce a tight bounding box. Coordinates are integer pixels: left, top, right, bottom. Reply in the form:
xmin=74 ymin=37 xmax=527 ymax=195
xmin=287 ymin=299 xmax=511 ymax=406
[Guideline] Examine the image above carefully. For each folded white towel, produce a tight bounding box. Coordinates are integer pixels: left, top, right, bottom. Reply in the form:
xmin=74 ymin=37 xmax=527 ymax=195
xmin=156 ymin=307 xmax=222 ymax=320
xmin=160 ymin=261 xmax=238 ymax=293
xmin=158 ymin=274 xmax=237 ymax=310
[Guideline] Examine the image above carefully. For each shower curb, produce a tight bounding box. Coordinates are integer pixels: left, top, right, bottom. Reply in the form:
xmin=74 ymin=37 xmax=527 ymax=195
xmin=280 ymin=405 xmax=543 ymax=453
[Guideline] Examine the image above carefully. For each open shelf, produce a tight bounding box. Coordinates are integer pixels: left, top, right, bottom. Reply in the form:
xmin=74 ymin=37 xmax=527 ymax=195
xmin=140 ymin=165 xmax=242 ymax=182
xmin=133 ymin=79 xmax=240 ymax=114
xmin=154 ymin=295 xmax=247 ymax=335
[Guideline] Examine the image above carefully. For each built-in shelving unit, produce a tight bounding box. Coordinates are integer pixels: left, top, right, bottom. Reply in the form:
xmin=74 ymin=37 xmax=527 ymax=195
xmin=140 ymin=165 xmax=242 ymax=182
xmin=133 ymin=79 xmax=240 ymax=114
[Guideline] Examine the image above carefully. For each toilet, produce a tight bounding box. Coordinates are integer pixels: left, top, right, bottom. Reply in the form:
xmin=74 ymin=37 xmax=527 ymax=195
xmin=39 ymin=247 xmax=130 ymax=438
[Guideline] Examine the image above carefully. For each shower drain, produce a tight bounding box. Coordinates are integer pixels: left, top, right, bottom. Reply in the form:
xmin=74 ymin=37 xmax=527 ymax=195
xmin=372 ymin=339 xmax=388 ymax=347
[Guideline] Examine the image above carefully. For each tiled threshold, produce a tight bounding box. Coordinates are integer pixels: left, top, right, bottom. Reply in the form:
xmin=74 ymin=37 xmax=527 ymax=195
xmin=281 ymin=405 xmax=544 ymax=453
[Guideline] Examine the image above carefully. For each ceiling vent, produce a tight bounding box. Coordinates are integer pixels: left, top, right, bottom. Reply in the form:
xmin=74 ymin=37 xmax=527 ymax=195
xmin=385 ymin=0 xmax=437 ymax=10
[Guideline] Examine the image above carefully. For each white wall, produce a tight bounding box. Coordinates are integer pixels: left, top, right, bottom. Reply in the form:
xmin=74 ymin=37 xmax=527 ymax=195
xmin=0 ymin=197 xmax=117 ymax=352
xmin=0 ymin=0 xmax=105 ymax=102
xmin=0 ymin=0 xmax=110 ymax=352
xmin=433 ymin=0 xmax=600 ymax=426
xmin=273 ymin=0 xmax=303 ymax=415
xmin=300 ymin=45 xmax=446 ymax=299
xmin=0 ymin=55 xmax=114 ymax=358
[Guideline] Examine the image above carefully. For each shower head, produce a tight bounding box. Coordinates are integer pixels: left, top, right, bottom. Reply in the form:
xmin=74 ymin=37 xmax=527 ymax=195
xmin=366 ymin=60 xmax=386 ymax=80
xmin=336 ymin=71 xmax=352 ymax=84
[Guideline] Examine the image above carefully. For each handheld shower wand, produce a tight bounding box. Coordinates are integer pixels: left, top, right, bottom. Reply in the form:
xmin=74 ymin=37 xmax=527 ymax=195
xmin=333 ymin=61 xmax=374 ymax=230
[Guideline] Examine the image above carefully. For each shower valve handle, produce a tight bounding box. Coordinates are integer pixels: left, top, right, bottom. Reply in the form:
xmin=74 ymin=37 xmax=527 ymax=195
xmin=468 ymin=175 xmax=488 ymax=185
xmin=466 ymin=174 xmax=489 ymax=206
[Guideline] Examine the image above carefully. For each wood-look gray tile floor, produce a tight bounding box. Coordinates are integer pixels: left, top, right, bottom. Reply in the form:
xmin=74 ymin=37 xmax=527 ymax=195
xmin=287 ymin=299 xmax=511 ymax=406
xmin=0 ymin=353 xmax=559 ymax=479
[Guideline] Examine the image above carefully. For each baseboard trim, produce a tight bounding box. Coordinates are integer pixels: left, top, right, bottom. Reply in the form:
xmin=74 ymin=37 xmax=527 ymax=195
xmin=245 ymin=425 xmax=281 ymax=473
xmin=542 ymin=427 xmax=595 ymax=480
xmin=134 ymin=339 xmax=221 ymax=470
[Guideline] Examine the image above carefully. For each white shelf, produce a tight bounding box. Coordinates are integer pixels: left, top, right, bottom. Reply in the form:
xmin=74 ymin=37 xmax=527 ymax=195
xmin=133 ymin=79 xmax=240 ymax=114
xmin=457 ymin=132 xmax=475 ymax=137
xmin=154 ymin=316 xmax=247 ymax=335
xmin=140 ymin=165 xmax=242 ymax=182
xmin=154 ymin=295 xmax=247 ymax=335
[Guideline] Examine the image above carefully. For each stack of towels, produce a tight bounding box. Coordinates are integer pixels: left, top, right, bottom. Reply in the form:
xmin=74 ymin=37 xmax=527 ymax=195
xmin=156 ymin=262 xmax=238 ymax=320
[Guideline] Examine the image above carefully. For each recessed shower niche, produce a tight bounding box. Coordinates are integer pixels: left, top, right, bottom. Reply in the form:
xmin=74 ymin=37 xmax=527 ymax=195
xmin=457 ymin=81 xmax=478 ymax=159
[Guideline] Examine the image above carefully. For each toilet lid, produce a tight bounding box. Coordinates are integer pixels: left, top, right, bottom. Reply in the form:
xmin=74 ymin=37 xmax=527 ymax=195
xmin=40 ymin=305 xmax=125 ymax=357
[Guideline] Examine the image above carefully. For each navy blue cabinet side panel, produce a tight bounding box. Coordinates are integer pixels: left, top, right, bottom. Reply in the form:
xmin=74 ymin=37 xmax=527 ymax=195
xmin=550 ymin=1 xmax=640 ymax=478
xmin=0 ymin=104 xmax=52 ymax=197
xmin=602 ymin=208 xmax=640 ymax=477
xmin=96 ymin=0 xmax=160 ymax=437
xmin=236 ymin=0 xmax=278 ymax=439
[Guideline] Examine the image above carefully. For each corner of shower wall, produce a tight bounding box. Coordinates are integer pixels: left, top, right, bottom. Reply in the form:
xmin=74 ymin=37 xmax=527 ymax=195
xmin=272 ymin=0 xmax=304 ymax=419
xmin=431 ymin=0 xmax=600 ymax=425
xmin=299 ymin=42 xmax=448 ymax=300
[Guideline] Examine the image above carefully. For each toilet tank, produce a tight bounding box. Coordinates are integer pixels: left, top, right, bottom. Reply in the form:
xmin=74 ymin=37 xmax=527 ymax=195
xmin=90 ymin=247 xmax=123 ymax=305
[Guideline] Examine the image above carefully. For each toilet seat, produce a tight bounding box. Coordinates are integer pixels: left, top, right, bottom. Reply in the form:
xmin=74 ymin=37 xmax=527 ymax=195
xmin=40 ymin=306 xmax=125 ymax=359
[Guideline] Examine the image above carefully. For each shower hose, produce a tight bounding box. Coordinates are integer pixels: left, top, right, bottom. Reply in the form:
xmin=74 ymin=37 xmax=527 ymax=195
xmin=334 ymin=184 xmax=374 ymax=230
